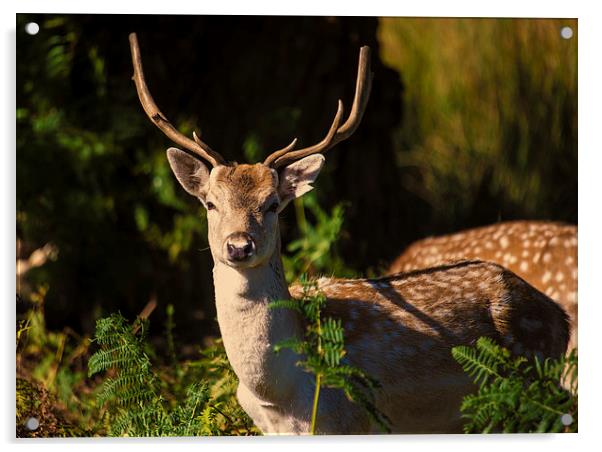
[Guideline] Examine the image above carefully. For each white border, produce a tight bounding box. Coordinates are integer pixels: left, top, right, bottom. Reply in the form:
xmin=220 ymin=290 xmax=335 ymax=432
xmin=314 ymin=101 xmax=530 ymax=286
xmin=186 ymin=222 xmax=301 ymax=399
xmin=3 ymin=1 xmax=600 ymax=451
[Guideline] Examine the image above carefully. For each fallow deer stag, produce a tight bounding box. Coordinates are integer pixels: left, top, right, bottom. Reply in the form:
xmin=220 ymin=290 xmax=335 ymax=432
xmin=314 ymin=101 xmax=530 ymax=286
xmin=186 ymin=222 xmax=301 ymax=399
xmin=388 ymin=221 xmax=578 ymax=351
xmin=129 ymin=33 xmax=569 ymax=434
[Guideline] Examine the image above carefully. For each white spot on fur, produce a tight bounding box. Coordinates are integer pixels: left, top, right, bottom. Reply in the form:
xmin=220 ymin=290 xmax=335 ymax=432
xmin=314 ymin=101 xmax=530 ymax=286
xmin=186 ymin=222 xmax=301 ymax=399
xmin=450 ymin=285 xmax=463 ymax=294
xmin=478 ymin=281 xmax=490 ymax=291
xmin=519 ymin=261 xmax=529 ymax=272
xmin=499 ymin=236 xmax=509 ymax=249
xmin=555 ymin=272 xmax=564 ymax=282
xmin=542 ymin=252 xmax=552 ymax=263
xmin=463 ymin=291 xmax=477 ymax=301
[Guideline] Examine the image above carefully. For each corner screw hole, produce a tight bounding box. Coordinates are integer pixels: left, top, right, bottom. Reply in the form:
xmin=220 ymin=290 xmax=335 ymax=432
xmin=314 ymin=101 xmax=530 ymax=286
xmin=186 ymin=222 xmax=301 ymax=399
xmin=560 ymin=27 xmax=573 ymax=40
xmin=25 ymin=22 xmax=40 ymax=36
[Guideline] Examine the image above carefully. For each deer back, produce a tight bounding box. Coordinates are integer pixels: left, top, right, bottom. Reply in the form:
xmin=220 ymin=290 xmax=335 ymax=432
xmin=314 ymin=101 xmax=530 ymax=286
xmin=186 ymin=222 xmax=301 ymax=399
xmin=388 ymin=221 xmax=577 ymax=350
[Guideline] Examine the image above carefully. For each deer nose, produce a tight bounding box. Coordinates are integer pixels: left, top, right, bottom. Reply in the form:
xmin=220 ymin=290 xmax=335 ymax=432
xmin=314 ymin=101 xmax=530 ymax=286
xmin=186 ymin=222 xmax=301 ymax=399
xmin=226 ymin=232 xmax=255 ymax=262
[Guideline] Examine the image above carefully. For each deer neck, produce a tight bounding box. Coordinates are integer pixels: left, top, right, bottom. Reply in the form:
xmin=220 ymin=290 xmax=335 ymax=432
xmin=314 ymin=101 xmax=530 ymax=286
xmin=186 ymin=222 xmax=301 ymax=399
xmin=212 ymin=245 xmax=306 ymax=403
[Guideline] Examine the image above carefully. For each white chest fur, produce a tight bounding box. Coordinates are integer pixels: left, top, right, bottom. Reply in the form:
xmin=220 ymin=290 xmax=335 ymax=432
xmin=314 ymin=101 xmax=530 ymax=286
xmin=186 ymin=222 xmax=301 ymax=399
xmin=213 ymin=260 xmax=305 ymax=404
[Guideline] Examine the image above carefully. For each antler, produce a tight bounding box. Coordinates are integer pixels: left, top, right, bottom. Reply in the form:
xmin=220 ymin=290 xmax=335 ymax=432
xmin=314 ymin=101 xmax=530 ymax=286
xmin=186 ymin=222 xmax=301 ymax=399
xmin=129 ymin=33 xmax=226 ymax=167
xmin=263 ymin=46 xmax=373 ymax=169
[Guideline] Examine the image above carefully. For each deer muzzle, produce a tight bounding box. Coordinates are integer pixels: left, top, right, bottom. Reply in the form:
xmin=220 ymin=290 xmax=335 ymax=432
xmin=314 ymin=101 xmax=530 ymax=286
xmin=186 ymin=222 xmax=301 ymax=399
xmin=225 ymin=232 xmax=256 ymax=262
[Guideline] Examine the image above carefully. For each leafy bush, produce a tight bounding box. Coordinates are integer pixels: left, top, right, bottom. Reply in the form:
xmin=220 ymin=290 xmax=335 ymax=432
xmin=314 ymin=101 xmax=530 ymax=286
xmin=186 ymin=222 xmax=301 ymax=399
xmin=282 ymin=193 xmax=356 ymax=282
xmin=452 ymin=337 xmax=577 ymax=433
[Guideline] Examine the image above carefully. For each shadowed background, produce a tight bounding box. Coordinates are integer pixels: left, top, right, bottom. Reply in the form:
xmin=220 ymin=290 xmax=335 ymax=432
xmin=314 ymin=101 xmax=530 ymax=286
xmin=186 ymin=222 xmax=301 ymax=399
xmin=16 ymin=15 xmax=577 ymax=345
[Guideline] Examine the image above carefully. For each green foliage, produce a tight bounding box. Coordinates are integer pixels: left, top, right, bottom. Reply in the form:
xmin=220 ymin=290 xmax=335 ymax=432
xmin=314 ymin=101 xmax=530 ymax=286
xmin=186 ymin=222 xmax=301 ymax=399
xmin=452 ymin=337 xmax=578 ymax=433
xmin=17 ymin=286 xmax=97 ymax=433
xmin=283 ymin=193 xmax=355 ymax=282
xmin=88 ymin=315 xmax=157 ymax=411
xmin=17 ymin=295 xmax=259 ymax=436
xmin=165 ymin=304 xmax=178 ymax=369
xmin=87 ymin=312 xmax=258 ymax=436
xmin=17 ymin=14 xmax=213 ymax=333
xmin=269 ymin=276 xmax=391 ymax=433
xmin=177 ymin=339 xmax=260 ymax=435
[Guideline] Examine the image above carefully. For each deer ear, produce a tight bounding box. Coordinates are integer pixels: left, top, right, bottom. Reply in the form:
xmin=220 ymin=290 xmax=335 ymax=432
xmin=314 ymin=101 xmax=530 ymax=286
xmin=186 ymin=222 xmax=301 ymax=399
xmin=277 ymin=154 xmax=325 ymax=208
xmin=166 ymin=147 xmax=211 ymax=202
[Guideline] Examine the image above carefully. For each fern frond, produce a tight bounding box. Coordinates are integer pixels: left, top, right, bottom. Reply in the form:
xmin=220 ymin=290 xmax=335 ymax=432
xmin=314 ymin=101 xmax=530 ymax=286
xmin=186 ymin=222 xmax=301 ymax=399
xmin=268 ymin=299 xmax=302 ymax=313
xmin=452 ymin=338 xmax=505 ymax=386
xmin=88 ymin=312 xmax=250 ymax=436
xmin=453 ymin=337 xmax=578 ymax=433
xmin=270 ymin=276 xmax=391 ymax=433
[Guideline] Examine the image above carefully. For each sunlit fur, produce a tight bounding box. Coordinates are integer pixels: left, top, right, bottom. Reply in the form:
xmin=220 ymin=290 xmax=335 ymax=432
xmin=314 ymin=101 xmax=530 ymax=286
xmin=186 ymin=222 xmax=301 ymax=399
xmin=168 ymin=153 xmax=570 ymax=434
xmin=389 ymin=221 xmax=577 ymax=351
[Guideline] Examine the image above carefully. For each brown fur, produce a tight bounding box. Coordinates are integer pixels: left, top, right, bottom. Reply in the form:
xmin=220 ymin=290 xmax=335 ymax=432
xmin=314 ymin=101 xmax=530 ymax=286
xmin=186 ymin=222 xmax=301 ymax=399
xmin=288 ymin=261 xmax=569 ymax=432
xmin=214 ymin=164 xmax=277 ymax=211
xmin=292 ymin=261 xmax=569 ymax=363
xmin=168 ymin=156 xmax=571 ymax=433
xmin=388 ymin=221 xmax=577 ymax=350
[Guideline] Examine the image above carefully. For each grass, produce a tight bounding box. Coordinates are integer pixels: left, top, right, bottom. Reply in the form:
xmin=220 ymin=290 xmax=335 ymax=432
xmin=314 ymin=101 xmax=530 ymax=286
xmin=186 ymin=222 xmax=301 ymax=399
xmin=377 ymin=18 xmax=577 ymax=226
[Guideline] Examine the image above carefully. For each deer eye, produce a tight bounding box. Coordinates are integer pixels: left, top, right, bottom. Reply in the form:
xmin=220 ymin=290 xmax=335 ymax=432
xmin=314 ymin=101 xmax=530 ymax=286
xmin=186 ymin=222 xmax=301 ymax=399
xmin=266 ymin=202 xmax=280 ymax=213
xmin=206 ymin=201 xmax=216 ymax=211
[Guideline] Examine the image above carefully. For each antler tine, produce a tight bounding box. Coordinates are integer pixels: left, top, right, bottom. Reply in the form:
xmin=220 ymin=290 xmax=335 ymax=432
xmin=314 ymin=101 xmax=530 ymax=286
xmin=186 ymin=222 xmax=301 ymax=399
xmin=265 ymin=46 xmax=373 ymax=169
xmin=262 ymin=138 xmax=299 ymax=167
xmin=263 ymin=101 xmax=344 ymax=167
xmin=330 ymin=46 xmax=373 ymax=145
xmin=129 ymin=33 xmax=226 ymax=167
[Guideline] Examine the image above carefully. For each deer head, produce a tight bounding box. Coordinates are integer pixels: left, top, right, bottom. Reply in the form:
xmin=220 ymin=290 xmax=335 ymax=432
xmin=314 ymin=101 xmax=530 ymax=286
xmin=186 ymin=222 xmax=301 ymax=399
xmin=129 ymin=33 xmax=372 ymax=269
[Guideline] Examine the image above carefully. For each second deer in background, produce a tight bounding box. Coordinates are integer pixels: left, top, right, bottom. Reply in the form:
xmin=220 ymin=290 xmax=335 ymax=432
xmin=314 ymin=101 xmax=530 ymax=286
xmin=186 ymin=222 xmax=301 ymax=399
xmin=388 ymin=221 xmax=578 ymax=351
